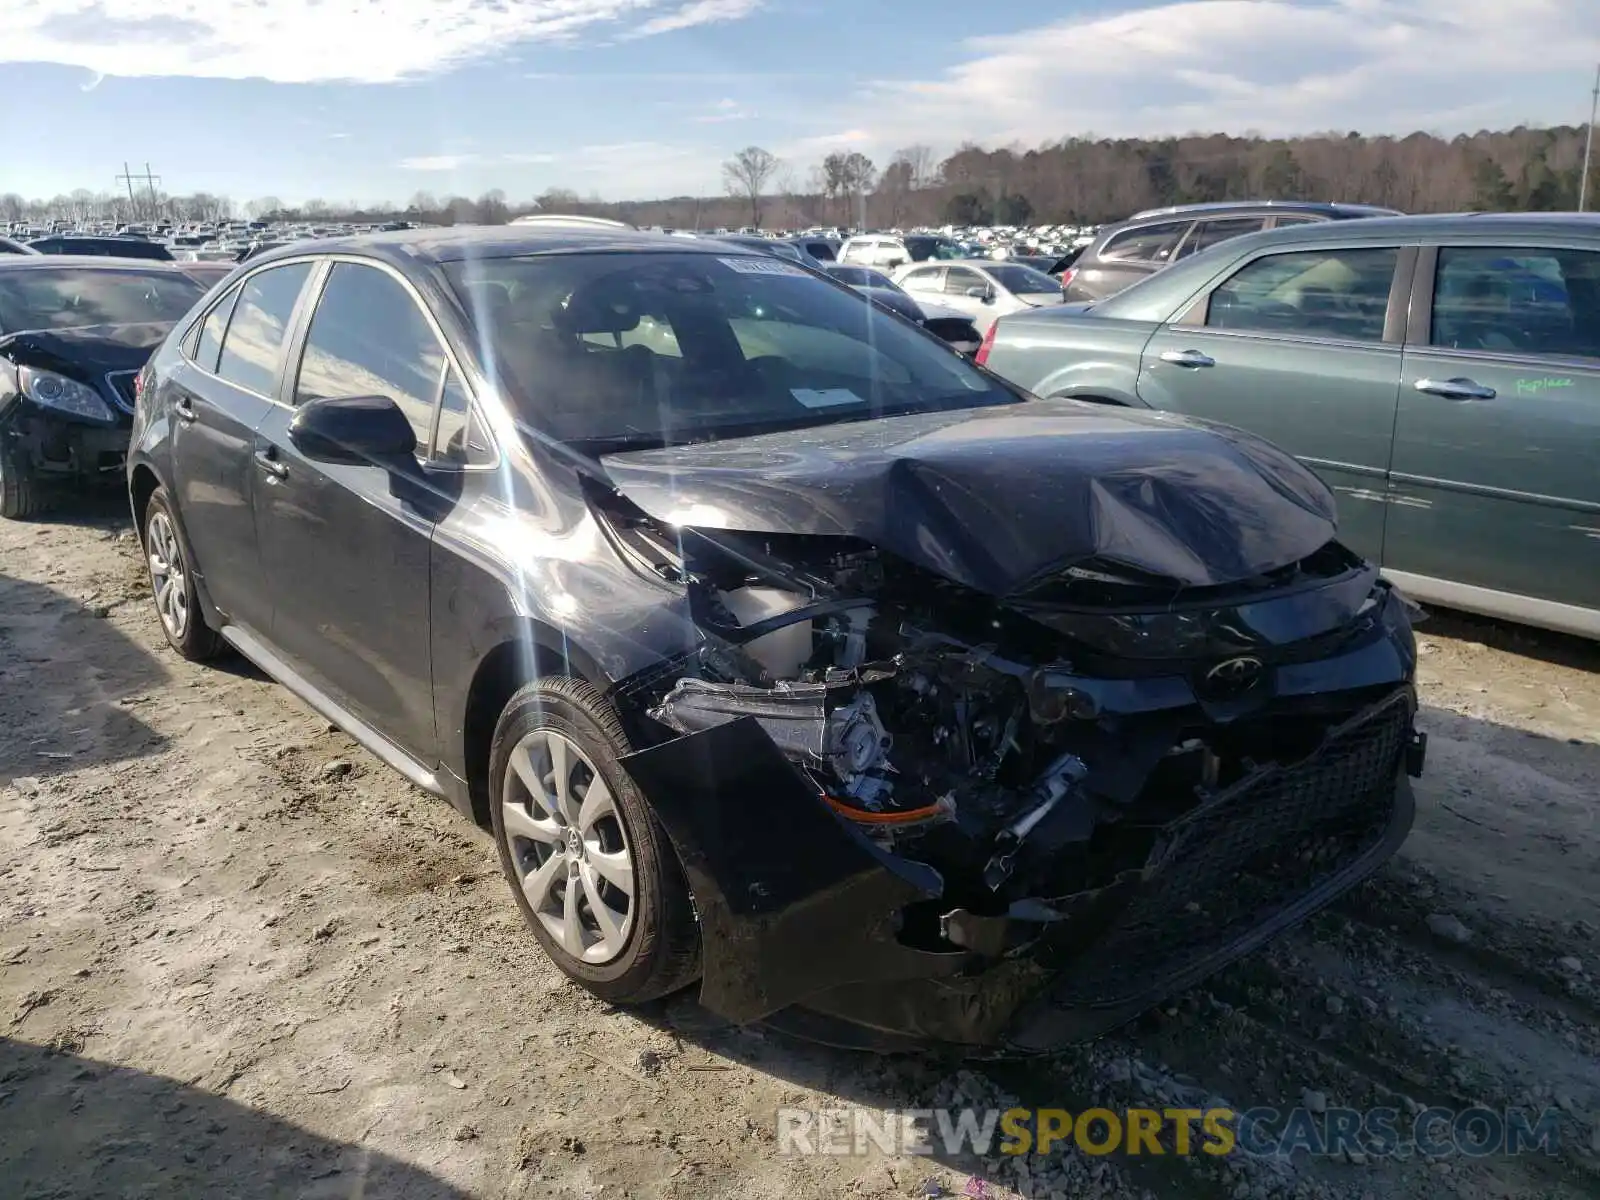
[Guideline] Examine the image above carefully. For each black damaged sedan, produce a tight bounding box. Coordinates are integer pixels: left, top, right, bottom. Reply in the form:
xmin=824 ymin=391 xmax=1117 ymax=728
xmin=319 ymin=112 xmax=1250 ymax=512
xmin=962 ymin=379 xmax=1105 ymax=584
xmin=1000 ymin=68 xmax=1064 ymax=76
xmin=0 ymin=256 xmax=207 ymax=518
xmin=128 ymin=227 xmax=1424 ymax=1053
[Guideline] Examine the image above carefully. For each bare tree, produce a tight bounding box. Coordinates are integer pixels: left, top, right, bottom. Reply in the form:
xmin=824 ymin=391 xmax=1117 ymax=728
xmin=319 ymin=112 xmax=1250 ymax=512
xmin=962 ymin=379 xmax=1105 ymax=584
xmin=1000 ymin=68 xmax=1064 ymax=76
xmin=722 ymin=145 xmax=780 ymax=227
xmin=899 ymin=144 xmax=939 ymax=190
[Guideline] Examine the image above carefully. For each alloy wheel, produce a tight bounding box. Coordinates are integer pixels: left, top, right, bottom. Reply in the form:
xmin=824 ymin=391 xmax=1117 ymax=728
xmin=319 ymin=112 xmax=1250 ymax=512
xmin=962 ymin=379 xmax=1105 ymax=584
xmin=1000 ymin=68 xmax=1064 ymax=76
xmin=501 ymin=728 xmax=636 ymax=964
xmin=146 ymin=511 xmax=189 ymax=640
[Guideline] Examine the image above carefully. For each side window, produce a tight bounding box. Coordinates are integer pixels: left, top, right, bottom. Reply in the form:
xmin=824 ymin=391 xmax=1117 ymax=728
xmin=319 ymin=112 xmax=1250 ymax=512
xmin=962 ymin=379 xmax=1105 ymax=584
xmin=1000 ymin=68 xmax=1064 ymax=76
xmin=900 ymin=268 xmax=945 ymax=293
xmin=294 ymin=262 xmax=446 ymax=446
xmin=1176 ymin=217 xmax=1266 ymax=259
xmin=1269 ymin=215 xmax=1324 ymax=228
xmin=434 ymin=368 xmax=495 ymax=466
xmin=944 ymin=267 xmax=984 ymax=295
xmin=190 ymin=283 xmax=241 ymax=373
xmin=1430 ymin=246 xmax=1600 ymax=360
xmin=1206 ymin=247 xmax=1398 ymax=343
xmin=840 ymin=241 xmax=869 ymax=263
xmin=215 ymin=263 xmax=313 ymax=396
xmin=1100 ymin=220 xmax=1193 ymax=264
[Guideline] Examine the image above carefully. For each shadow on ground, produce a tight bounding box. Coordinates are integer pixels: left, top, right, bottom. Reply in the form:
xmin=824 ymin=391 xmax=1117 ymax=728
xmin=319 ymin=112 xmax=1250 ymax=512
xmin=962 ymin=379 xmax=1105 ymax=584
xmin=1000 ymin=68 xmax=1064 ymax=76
xmin=0 ymin=571 xmax=170 ymax=785
xmin=0 ymin=1038 xmax=469 ymax=1199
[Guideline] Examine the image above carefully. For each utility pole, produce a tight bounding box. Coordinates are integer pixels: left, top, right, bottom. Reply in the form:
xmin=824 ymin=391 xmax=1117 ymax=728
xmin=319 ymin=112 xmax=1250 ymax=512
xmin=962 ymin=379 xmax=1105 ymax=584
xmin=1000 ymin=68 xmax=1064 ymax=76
xmin=115 ymin=163 xmax=162 ymax=220
xmin=118 ymin=162 xmax=137 ymax=216
xmin=1581 ymin=63 xmax=1599 ymax=212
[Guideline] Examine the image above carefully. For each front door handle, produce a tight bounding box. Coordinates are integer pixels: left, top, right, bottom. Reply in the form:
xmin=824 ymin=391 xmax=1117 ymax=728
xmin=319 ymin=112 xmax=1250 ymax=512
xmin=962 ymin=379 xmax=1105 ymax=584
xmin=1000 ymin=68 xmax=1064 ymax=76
xmin=253 ymin=448 xmax=288 ymax=480
xmin=1415 ymin=377 xmax=1496 ymax=400
xmin=1159 ymin=348 xmax=1215 ymax=368
xmin=173 ymin=396 xmax=197 ymax=424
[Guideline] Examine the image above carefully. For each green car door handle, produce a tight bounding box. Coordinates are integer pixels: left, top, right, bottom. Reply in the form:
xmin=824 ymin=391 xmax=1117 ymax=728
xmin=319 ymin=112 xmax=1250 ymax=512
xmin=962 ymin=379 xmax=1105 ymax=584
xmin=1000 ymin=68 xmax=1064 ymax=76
xmin=1414 ymin=377 xmax=1496 ymax=401
xmin=1158 ymin=349 xmax=1215 ymax=368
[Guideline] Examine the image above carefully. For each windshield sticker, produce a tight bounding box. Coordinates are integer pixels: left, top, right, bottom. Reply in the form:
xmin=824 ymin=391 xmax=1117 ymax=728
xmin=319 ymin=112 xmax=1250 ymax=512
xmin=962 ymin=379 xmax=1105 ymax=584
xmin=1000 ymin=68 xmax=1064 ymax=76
xmin=1514 ymin=376 xmax=1574 ymax=396
xmin=720 ymin=256 xmax=808 ymax=277
xmin=792 ymin=388 xmax=865 ymax=409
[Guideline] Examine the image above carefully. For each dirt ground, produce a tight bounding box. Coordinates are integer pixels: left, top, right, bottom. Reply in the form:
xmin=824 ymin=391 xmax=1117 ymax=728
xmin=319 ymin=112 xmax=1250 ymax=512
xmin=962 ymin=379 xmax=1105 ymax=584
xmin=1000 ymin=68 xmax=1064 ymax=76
xmin=2 ymin=495 xmax=1597 ymax=1200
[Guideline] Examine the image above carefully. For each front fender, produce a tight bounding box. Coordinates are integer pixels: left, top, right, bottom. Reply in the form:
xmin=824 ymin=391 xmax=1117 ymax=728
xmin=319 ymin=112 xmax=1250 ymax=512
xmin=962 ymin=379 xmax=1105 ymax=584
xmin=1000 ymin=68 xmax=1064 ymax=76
xmin=618 ymin=716 xmax=965 ymax=1024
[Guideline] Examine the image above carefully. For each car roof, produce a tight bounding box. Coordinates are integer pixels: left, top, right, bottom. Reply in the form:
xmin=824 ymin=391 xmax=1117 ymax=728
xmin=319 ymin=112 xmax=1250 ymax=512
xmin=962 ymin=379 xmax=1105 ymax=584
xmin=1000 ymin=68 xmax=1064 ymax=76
xmin=0 ymin=254 xmax=197 ymax=273
xmin=246 ymin=225 xmax=757 ymax=270
xmin=1126 ymin=200 xmax=1402 ymax=220
xmin=1222 ymin=210 xmax=1600 ymax=243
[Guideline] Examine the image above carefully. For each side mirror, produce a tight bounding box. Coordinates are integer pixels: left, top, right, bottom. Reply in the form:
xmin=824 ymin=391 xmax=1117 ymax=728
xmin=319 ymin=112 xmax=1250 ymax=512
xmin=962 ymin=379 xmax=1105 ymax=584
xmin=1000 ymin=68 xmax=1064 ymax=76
xmin=288 ymin=394 xmax=417 ymax=465
xmin=965 ymin=285 xmax=994 ymax=302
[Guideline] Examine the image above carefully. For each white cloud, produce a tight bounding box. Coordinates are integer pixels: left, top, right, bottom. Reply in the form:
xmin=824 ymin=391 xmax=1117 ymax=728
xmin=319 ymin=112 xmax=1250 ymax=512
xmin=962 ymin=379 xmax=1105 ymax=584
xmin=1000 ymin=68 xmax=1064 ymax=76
xmin=620 ymin=0 xmax=763 ymax=40
xmin=401 ymin=151 xmax=560 ymax=170
xmin=791 ymin=129 xmax=872 ymax=150
xmin=400 ymin=154 xmax=478 ymax=171
xmin=694 ymin=97 xmax=754 ymax=123
xmin=0 ymin=0 xmax=759 ymax=84
xmin=855 ymin=0 xmax=1600 ymax=148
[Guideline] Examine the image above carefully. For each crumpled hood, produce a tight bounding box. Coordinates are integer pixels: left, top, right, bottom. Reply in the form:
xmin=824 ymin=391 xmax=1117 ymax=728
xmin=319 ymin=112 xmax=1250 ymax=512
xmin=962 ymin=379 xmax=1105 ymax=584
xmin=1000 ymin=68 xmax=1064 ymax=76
xmin=0 ymin=322 xmax=173 ymax=377
xmin=599 ymin=398 xmax=1338 ymax=596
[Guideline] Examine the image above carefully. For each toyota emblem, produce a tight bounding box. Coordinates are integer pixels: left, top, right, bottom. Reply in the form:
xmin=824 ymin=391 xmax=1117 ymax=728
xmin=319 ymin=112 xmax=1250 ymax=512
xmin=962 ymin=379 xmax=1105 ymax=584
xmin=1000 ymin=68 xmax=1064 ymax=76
xmin=1203 ymin=655 xmax=1263 ymax=697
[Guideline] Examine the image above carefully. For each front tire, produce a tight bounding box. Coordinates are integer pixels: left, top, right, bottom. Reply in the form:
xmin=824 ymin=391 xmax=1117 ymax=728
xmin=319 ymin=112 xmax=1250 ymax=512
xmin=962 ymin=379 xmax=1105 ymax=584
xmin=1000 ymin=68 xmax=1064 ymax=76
xmin=142 ymin=487 xmax=223 ymax=661
xmin=490 ymin=676 xmax=700 ymax=1004
xmin=0 ymin=439 xmax=41 ymax=520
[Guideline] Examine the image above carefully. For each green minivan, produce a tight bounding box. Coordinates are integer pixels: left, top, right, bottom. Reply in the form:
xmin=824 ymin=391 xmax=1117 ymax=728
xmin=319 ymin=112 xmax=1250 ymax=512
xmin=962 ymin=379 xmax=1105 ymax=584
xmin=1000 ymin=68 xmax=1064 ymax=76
xmin=981 ymin=212 xmax=1600 ymax=640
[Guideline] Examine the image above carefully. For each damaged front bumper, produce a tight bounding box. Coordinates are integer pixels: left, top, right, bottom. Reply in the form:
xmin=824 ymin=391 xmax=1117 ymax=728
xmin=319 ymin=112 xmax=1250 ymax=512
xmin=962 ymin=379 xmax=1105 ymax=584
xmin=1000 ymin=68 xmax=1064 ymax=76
xmin=621 ymin=683 xmax=1422 ymax=1053
xmin=0 ymin=401 xmax=130 ymax=482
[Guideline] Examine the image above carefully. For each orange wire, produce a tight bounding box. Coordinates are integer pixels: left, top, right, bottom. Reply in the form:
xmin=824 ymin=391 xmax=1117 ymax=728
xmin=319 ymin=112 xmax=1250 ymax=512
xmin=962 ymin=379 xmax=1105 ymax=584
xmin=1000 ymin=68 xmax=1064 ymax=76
xmin=822 ymin=793 xmax=945 ymax=825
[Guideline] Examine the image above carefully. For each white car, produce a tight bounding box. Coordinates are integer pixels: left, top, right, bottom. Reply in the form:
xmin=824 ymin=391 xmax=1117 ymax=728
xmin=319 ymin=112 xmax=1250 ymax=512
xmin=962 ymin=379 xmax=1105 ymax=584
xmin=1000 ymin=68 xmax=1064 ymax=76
xmin=891 ymin=260 xmax=1065 ymax=334
xmin=836 ymin=233 xmax=968 ymax=270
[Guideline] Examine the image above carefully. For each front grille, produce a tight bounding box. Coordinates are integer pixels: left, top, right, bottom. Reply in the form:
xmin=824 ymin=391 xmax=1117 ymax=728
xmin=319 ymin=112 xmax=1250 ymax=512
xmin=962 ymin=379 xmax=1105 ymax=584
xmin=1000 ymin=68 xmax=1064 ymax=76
xmin=104 ymin=371 xmax=138 ymax=413
xmin=1049 ymin=693 xmax=1409 ymax=1007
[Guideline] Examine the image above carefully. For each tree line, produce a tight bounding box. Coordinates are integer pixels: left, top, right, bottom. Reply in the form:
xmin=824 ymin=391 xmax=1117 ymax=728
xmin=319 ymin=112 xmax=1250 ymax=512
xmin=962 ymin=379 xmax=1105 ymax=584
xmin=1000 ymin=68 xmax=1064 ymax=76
xmin=5 ymin=125 xmax=1593 ymax=232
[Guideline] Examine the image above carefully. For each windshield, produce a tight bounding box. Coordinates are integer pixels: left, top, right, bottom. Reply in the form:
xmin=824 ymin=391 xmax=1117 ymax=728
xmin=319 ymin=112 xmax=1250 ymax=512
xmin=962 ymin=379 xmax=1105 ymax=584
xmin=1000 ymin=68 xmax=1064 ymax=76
xmin=987 ymin=264 xmax=1061 ymax=294
xmin=0 ymin=268 xmax=204 ymax=333
xmin=904 ymin=237 xmax=967 ymax=261
xmin=445 ymin=251 xmax=1014 ymax=449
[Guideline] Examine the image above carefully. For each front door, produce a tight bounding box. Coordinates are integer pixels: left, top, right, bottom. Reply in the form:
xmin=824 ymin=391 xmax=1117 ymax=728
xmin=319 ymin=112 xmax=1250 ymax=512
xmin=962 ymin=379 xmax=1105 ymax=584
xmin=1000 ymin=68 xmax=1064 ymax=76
xmin=1135 ymin=243 xmax=1409 ymax=565
xmin=170 ymin=262 xmax=314 ymax=634
xmin=1387 ymin=244 xmax=1600 ymax=620
xmin=252 ymin=260 xmax=451 ymax=761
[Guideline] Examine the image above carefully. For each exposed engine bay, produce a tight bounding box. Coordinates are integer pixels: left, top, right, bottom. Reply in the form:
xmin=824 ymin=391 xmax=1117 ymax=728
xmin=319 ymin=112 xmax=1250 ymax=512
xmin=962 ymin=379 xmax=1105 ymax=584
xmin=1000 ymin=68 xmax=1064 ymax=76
xmin=601 ymin=487 xmax=1423 ymax=967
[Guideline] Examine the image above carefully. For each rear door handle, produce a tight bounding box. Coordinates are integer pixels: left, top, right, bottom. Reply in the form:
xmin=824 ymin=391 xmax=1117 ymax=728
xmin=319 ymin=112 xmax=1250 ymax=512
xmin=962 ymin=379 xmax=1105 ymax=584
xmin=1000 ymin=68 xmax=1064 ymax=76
xmin=1159 ymin=349 xmax=1215 ymax=368
xmin=1415 ymin=377 xmax=1496 ymax=400
xmin=253 ymin=447 xmax=288 ymax=480
xmin=173 ymin=396 xmax=197 ymax=423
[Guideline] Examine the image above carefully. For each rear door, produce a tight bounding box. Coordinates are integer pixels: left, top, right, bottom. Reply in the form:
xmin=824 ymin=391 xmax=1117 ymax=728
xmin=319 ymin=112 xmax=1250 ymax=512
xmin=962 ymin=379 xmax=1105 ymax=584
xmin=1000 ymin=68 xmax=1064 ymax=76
xmin=1070 ymin=219 xmax=1194 ymax=300
xmin=897 ymin=265 xmax=947 ymax=300
xmin=168 ymin=262 xmax=314 ymax=635
xmin=939 ymin=265 xmax=996 ymax=328
xmin=1386 ymin=243 xmax=1600 ymax=625
xmin=251 ymin=259 xmax=454 ymax=760
xmin=1135 ymin=242 xmax=1413 ymax=564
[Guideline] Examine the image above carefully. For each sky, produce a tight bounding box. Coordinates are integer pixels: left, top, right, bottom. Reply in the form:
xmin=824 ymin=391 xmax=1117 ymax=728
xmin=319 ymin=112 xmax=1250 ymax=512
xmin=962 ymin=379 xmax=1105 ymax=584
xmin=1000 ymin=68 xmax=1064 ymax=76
xmin=2 ymin=0 xmax=1599 ymax=206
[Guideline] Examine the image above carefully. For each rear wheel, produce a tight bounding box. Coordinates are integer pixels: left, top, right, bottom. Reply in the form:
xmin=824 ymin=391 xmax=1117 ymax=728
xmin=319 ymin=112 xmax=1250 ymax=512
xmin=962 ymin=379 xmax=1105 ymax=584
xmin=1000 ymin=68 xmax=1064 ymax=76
xmin=489 ymin=676 xmax=700 ymax=1003
xmin=0 ymin=440 xmax=41 ymax=520
xmin=142 ymin=488 xmax=223 ymax=661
